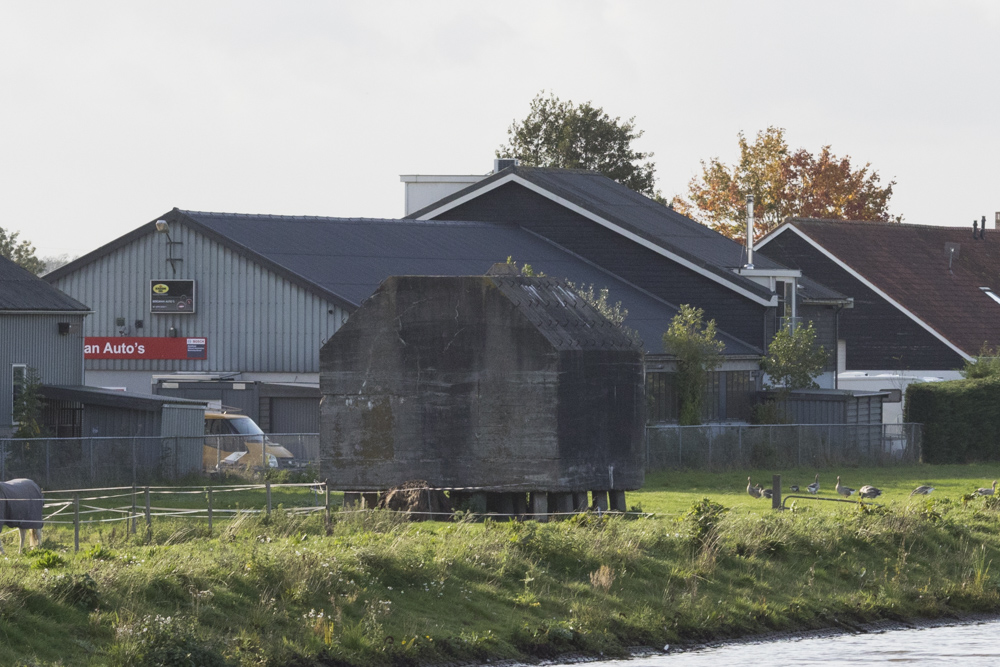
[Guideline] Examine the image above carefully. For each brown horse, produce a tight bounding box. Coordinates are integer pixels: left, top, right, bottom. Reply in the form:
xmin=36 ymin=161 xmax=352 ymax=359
xmin=0 ymin=478 xmax=43 ymax=554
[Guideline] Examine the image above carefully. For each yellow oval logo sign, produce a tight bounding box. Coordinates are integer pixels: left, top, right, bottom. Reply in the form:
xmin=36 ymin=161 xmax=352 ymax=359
xmin=152 ymin=284 xmax=170 ymax=294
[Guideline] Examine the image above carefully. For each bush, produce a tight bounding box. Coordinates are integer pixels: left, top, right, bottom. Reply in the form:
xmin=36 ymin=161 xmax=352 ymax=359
xmin=47 ymin=573 xmax=100 ymax=610
xmin=111 ymin=615 xmax=228 ymax=667
xmin=906 ymin=376 xmax=1000 ymax=463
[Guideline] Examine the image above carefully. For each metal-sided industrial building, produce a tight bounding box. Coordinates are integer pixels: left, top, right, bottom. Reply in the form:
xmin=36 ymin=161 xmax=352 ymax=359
xmin=0 ymin=255 xmax=89 ymax=438
xmin=44 ymin=205 xmax=768 ymax=430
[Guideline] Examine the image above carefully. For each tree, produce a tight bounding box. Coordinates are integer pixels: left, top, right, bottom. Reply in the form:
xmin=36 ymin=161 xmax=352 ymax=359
xmin=12 ymin=366 xmax=46 ymax=439
xmin=960 ymin=343 xmax=1000 ymax=379
xmin=0 ymin=227 xmax=46 ymax=275
xmin=760 ymin=321 xmax=829 ymax=393
xmin=497 ymin=91 xmax=659 ymax=197
xmin=676 ymin=126 xmax=902 ymax=242
xmin=39 ymin=253 xmax=77 ymax=275
xmin=662 ymin=305 xmax=725 ymax=425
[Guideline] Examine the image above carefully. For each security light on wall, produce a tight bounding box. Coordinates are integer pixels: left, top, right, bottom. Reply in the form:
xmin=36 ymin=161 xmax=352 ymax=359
xmin=154 ymin=219 xmax=183 ymax=274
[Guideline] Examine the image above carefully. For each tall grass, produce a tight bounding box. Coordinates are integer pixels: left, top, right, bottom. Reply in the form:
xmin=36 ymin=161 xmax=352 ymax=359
xmin=2 ymin=466 xmax=1000 ymax=665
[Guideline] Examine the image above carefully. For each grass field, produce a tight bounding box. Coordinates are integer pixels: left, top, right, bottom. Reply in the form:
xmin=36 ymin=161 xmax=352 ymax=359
xmin=632 ymin=463 xmax=1000 ymax=516
xmin=1 ymin=464 xmax=1000 ymax=666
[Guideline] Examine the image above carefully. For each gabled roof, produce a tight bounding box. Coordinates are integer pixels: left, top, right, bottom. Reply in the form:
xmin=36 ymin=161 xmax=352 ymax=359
xmin=46 ymin=209 xmax=761 ymax=357
xmin=0 ymin=255 xmax=89 ymax=312
xmin=759 ymin=218 xmax=1000 ymax=358
xmin=407 ymin=165 xmax=794 ymax=305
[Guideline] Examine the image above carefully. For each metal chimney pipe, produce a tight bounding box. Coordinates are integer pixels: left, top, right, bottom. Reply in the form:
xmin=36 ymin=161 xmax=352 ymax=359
xmin=745 ymin=194 xmax=755 ymax=269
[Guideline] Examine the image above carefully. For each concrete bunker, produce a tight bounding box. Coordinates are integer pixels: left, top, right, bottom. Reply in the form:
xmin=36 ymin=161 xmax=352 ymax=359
xmin=319 ymin=270 xmax=646 ymax=518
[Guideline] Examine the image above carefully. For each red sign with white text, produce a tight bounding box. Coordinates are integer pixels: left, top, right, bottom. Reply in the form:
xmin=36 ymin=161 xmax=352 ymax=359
xmin=84 ymin=337 xmax=208 ymax=360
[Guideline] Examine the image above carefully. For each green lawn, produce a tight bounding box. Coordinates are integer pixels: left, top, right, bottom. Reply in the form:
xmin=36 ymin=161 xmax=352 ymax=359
xmin=632 ymin=463 xmax=1000 ymax=515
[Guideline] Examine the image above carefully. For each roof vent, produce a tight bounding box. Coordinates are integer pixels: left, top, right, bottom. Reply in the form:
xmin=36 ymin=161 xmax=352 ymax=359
xmin=945 ymin=242 xmax=960 ymax=271
xmin=974 ymin=217 xmax=986 ymax=240
xmin=494 ymin=158 xmax=519 ymax=173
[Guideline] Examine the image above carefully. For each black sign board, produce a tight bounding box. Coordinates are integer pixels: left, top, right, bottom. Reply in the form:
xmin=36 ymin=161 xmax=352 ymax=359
xmin=150 ymin=280 xmax=196 ymax=314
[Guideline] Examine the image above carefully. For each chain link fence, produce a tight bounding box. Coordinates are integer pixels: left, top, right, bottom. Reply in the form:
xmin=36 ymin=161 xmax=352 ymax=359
xmin=645 ymin=423 xmax=922 ymax=471
xmin=0 ymin=434 xmax=320 ymax=489
xmin=3 ymin=425 xmax=922 ymax=487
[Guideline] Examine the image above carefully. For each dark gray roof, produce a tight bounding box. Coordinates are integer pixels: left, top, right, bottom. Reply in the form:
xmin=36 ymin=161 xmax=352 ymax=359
xmin=0 ymin=255 xmax=89 ymax=312
xmin=797 ymin=275 xmax=851 ymax=305
xmin=490 ymin=275 xmax=644 ymax=352
xmin=407 ymin=166 xmax=791 ymax=300
xmin=44 ymin=209 xmax=761 ymax=356
xmin=41 ymin=385 xmax=208 ymax=411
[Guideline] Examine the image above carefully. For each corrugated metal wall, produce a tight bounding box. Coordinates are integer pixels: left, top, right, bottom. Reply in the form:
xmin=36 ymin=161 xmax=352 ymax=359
xmin=0 ymin=314 xmax=86 ymax=434
xmin=82 ymin=404 xmax=160 ymax=439
xmin=48 ymin=221 xmax=348 ymax=374
xmin=161 ymin=404 xmax=206 ymax=475
xmin=270 ymin=397 xmax=319 ymax=433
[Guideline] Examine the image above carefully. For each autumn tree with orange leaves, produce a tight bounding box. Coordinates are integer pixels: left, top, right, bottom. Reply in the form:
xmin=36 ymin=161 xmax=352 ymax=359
xmin=673 ymin=127 xmax=902 ymax=242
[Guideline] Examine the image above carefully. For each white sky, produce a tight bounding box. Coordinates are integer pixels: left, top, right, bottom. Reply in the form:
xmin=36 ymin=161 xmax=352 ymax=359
xmin=2 ymin=1 xmax=998 ymax=258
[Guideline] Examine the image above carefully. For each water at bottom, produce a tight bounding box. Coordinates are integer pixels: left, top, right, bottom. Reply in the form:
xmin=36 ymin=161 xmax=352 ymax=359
xmin=550 ymin=619 xmax=1000 ymax=666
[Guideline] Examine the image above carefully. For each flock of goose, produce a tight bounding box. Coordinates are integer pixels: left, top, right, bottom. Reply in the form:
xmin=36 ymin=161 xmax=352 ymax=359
xmin=745 ymin=476 xmax=1000 ymax=501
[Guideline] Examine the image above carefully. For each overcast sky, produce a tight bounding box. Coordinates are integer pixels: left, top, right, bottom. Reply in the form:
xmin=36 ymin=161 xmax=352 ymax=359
xmin=2 ymin=1 xmax=997 ymax=259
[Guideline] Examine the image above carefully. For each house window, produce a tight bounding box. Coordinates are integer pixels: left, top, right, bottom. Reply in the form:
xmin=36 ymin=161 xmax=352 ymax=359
xmin=775 ymin=280 xmax=796 ymax=330
xmin=11 ymin=364 xmax=26 ymax=424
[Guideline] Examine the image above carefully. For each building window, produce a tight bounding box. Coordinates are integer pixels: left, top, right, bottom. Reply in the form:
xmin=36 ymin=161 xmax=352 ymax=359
xmin=11 ymin=364 xmax=26 ymax=424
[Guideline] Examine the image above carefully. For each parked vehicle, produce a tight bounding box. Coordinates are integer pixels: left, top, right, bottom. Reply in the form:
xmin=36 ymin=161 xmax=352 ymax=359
xmin=203 ymin=411 xmax=297 ymax=471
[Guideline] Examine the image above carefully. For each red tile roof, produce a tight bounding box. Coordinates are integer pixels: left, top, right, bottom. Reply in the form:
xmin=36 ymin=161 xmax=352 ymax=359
xmin=784 ymin=218 xmax=1000 ymax=357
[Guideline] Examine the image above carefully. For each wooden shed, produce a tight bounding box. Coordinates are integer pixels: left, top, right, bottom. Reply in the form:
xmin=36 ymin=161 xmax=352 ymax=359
xmin=319 ymin=272 xmax=645 ymax=515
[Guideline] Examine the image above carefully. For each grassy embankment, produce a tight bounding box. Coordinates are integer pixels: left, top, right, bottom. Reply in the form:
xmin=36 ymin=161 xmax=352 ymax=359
xmin=2 ymin=464 xmax=1000 ymax=666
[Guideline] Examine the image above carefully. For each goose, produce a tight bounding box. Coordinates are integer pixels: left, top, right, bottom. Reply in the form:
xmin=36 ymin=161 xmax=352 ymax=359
xmin=789 ymin=484 xmax=800 ymax=493
xmin=975 ymin=480 xmax=997 ymax=496
xmin=760 ymin=487 xmax=773 ymax=499
xmin=835 ymin=476 xmax=856 ymax=497
xmin=910 ymin=485 xmax=935 ymax=497
xmin=747 ymin=477 xmax=762 ymax=499
xmin=807 ymin=474 xmax=820 ymax=495
xmin=858 ymin=485 xmax=882 ymax=499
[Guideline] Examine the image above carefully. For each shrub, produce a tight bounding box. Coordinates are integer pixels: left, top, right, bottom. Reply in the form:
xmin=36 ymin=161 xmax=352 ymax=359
xmin=906 ymin=376 xmax=1000 ymax=463
xmin=683 ymin=497 xmax=728 ymax=544
xmin=47 ymin=573 xmax=100 ymax=610
xmin=111 ymin=614 xmax=228 ymax=667
xmin=30 ymin=550 xmax=66 ymax=570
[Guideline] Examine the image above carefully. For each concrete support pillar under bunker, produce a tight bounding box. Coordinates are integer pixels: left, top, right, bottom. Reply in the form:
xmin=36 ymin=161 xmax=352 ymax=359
xmin=529 ymin=492 xmax=549 ymax=522
xmin=550 ymin=492 xmax=574 ymax=519
xmin=591 ymin=490 xmax=609 ymax=512
xmin=609 ymin=490 xmax=627 ymax=512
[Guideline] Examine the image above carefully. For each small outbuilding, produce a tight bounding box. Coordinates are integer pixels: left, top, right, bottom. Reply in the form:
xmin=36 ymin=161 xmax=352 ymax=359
xmin=319 ymin=270 xmax=646 ymax=516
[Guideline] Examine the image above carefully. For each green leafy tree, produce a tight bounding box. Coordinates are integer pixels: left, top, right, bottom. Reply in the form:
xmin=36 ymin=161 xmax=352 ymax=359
xmin=960 ymin=344 xmax=1000 ymax=379
xmin=497 ymin=91 xmax=659 ymax=197
xmin=662 ymin=305 xmax=724 ymax=425
xmin=674 ymin=126 xmax=901 ymax=242
xmin=0 ymin=227 xmax=46 ymax=275
xmin=12 ymin=366 xmax=46 ymax=439
xmin=760 ymin=321 xmax=829 ymax=393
